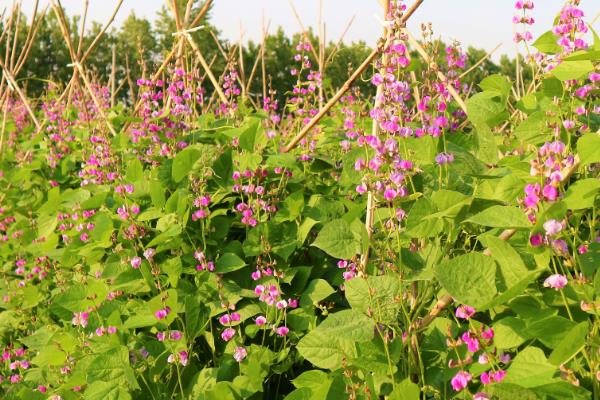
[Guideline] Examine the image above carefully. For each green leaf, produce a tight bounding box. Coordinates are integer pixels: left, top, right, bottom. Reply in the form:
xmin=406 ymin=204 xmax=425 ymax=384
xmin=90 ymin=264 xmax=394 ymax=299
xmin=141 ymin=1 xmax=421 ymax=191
xmin=84 ymin=381 xmax=132 ymax=400
xmin=548 ymin=322 xmax=588 ymax=366
xmin=467 ymin=205 xmax=531 ymax=228
xmin=86 ymin=346 xmax=139 ymax=389
xmin=493 ymin=317 xmax=528 ymax=349
xmin=215 ymin=253 xmax=246 ymax=273
xmin=238 ymin=120 xmax=264 ymax=152
xmin=563 ymin=178 xmax=600 ymax=210
xmin=275 ymin=190 xmax=305 ymax=222
xmin=434 ymin=252 xmax=497 ymax=309
xmin=345 ymin=276 xmax=400 ymax=324
xmin=311 ymin=219 xmax=361 ymax=259
xmin=297 ymin=329 xmax=356 ymax=370
xmin=504 ymin=347 xmax=558 ymax=388
xmin=172 ymin=146 xmax=202 ymax=182
xmin=551 ymin=60 xmax=594 ymax=81
xmin=300 ymin=279 xmax=335 ymax=308
xmin=316 ymin=310 xmax=375 ymax=342
xmin=577 ymin=133 xmax=600 ymax=165
xmin=479 ymin=74 xmax=512 ymax=100
xmin=533 ymin=31 xmax=562 ymax=54
xmin=163 ymin=257 xmax=182 ymax=287
xmin=389 ymin=379 xmax=421 ymax=400
xmin=126 ymin=158 xmax=143 ymax=182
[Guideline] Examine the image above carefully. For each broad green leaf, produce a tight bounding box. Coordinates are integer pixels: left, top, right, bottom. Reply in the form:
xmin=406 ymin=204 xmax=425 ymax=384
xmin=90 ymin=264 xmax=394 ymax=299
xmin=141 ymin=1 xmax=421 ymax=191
xmin=479 ymin=74 xmax=512 ymax=100
xmin=389 ymin=379 xmax=420 ymax=400
xmin=577 ymin=134 xmax=600 ymax=165
xmin=316 ymin=310 xmax=375 ymax=342
xmin=215 ymin=253 xmax=246 ymax=273
xmin=493 ymin=317 xmax=528 ymax=349
xmin=172 ymin=146 xmax=202 ymax=182
xmin=548 ymin=322 xmax=588 ymax=365
xmin=533 ymin=31 xmax=562 ymax=54
xmin=163 ymin=257 xmax=182 ymax=287
xmin=299 ymin=279 xmax=335 ymax=308
xmin=311 ymin=219 xmax=361 ymax=259
xmin=467 ymin=205 xmax=531 ymax=228
xmin=84 ymin=381 xmax=132 ymax=400
xmin=345 ymin=276 xmax=400 ymax=324
xmin=434 ymin=252 xmax=497 ymax=309
xmin=551 ymin=60 xmax=594 ymax=81
xmin=86 ymin=346 xmax=139 ymax=389
xmin=296 ymin=329 xmax=357 ymax=370
xmin=563 ymin=178 xmax=600 ymax=210
xmin=504 ymin=347 xmax=558 ymax=388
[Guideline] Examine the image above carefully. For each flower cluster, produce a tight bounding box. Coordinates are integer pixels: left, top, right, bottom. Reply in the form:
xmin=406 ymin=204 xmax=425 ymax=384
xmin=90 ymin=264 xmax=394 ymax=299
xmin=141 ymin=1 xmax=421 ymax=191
xmin=513 ymin=1 xmax=535 ymax=43
xmin=449 ymin=306 xmax=512 ymax=395
xmin=131 ymin=69 xmax=194 ymax=163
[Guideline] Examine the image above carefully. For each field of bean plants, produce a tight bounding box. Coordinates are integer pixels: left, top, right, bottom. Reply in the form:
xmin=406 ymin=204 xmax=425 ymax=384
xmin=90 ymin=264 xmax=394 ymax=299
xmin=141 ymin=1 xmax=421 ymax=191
xmin=0 ymin=0 xmax=599 ymax=399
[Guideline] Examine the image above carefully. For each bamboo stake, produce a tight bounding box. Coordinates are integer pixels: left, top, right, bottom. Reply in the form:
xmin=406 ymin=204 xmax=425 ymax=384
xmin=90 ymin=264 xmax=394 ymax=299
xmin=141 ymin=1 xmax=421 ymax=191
xmin=0 ymin=57 xmax=40 ymax=129
xmin=71 ymin=62 xmax=117 ymax=136
xmin=459 ymin=43 xmax=502 ymax=79
xmin=184 ymin=33 xmax=229 ymax=105
xmin=282 ymin=0 xmax=425 ymax=153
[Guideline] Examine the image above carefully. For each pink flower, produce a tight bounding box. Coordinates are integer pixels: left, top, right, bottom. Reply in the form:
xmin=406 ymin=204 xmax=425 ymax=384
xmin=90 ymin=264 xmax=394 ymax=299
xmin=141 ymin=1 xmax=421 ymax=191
xmin=156 ymin=332 xmax=166 ymax=341
xmin=542 ymin=185 xmax=558 ymax=201
xmin=219 ymin=314 xmax=231 ymax=325
xmin=530 ymin=233 xmax=544 ymax=247
xmin=130 ymin=256 xmax=142 ymax=269
xmin=155 ymin=307 xmax=170 ymax=320
xmin=451 ymin=370 xmax=472 ymax=391
xmin=221 ymin=327 xmax=236 ymax=341
xmin=143 ymin=248 xmax=155 ymax=260
xmin=474 ymin=393 xmax=490 ymax=400
xmin=543 ymin=274 xmax=567 ymax=289
xmin=276 ymin=326 xmax=289 ymax=336
xmin=543 ymin=219 xmax=563 ymax=236
xmin=255 ymin=316 xmax=267 ymax=326
xmin=72 ymin=312 xmax=89 ymax=328
xmin=233 ymin=346 xmax=247 ymax=362
xmin=455 ymin=305 xmax=475 ymax=319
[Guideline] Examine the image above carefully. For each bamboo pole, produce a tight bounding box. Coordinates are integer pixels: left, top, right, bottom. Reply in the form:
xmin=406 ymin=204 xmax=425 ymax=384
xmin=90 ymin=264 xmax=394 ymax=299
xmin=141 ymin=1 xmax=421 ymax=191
xmin=282 ymin=0 xmax=425 ymax=153
xmin=184 ymin=33 xmax=229 ymax=106
xmin=71 ymin=63 xmax=117 ymax=136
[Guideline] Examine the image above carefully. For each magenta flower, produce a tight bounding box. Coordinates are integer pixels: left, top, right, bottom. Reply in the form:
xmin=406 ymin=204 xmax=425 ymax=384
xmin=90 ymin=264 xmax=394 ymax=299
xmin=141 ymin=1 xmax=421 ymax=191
xmin=542 ymin=185 xmax=558 ymax=201
xmin=543 ymin=274 xmax=567 ymax=289
xmin=474 ymin=393 xmax=490 ymax=400
xmin=455 ymin=305 xmax=475 ymax=320
xmin=530 ymin=233 xmax=544 ymax=247
xmin=451 ymin=370 xmax=472 ymax=391
xmin=221 ymin=327 xmax=236 ymax=341
xmin=233 ymin=346 xmax=248 ymax=362
xmin=155 ymin=307 xmax=170 ymax=320
xmin=276 ymin=326 xmax=289 ymax=337
xmin=255 ymin=316 xmax=267 ymax=326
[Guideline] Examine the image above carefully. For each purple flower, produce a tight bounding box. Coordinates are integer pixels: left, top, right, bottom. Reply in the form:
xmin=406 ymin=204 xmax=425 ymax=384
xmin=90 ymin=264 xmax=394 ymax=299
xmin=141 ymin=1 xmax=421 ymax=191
xmin=542 ymin=185 xmax=558 ymax=201
xmin=543 ymin=274 xmax=567 ymax=289
xmin=451 ymin=370 xmax=472 ymax=391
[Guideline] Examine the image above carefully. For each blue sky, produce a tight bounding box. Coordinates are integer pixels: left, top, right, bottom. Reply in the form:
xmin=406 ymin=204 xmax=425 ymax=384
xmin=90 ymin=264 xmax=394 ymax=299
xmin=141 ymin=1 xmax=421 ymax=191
xmin=4 ymin=0 xmax=599 ymax=59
